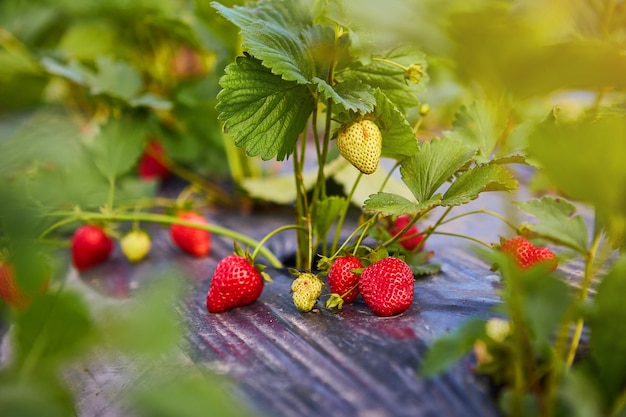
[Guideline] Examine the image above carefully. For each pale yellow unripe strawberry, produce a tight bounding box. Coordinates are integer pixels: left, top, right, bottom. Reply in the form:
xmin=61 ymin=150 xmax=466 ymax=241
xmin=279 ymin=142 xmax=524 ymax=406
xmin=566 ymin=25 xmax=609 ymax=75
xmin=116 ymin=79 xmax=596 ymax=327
xmin=120 ymin=229 xmax=152 ymax=263
xmin=291 ymin=272 xmax=323 ymax=312
xmin=336 ymin=119 xmax=382 ymax=175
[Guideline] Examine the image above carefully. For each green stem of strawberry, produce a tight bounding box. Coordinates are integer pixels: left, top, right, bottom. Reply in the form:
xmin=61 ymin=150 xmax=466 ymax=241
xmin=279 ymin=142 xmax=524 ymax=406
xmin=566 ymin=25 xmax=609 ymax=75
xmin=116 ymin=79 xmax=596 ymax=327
xmin=417 ymin=206 xmax=453 ymax=250
xmin=371 ymin=57 xmax=408 ymax=72
xmin=293 ymin=129 xmax=310 ymax=269
xmin=250 ymin=224 xmax=306 ymax=262
xmin=565 ymin=232 xmax=602 ymax=366
xmin=334 ymin=217 xmax=377 ymax=259
xmin=106 ymin=176 xmax=116 ymax=212
xmin=330 ymin=171 xmax=363 ymax=255
xmin=428 ymin=231 xmax=492 ymax=248
xmin=46 ymin=211 xmax=284 ymax=267
xmin=440 ymin=208 xmax=518 ymax=231
xmin=378 ymin=209 xmax=428 ymax=249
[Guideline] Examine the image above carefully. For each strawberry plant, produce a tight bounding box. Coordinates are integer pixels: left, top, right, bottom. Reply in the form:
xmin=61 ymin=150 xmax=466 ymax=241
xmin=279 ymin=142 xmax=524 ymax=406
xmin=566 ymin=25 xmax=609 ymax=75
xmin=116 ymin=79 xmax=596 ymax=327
xmin=212 ymin=0 xmax=517 ymax=276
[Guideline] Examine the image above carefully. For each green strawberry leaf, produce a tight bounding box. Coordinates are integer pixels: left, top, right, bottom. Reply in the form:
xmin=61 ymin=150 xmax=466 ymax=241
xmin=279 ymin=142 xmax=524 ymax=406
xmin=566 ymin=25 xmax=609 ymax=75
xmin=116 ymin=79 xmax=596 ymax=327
xmin=91 ymin=117 xmax=146 ymax=179
xmin=212 ymin=1 xmax=314 ymax=83
xmin=444 ymin=99 xmax=508 ymax=163
xmin=312 ymin=196 xmax=347 ymax=242
xmin=400 ymin=137 xmax=476 ymax=204
xmin=528 ymin=114 xmax=626 ymax=249
xmin=421 ymin=318 xmax=486 ymax=376
xmin=340 ymin=45 xmax=428 ymax=111
xmin=41 ymin=57 xmax=85 ymax=84
xmin=313 ymin=77 xmax=376 ymax=113
xmin=516 ymin=196 xmax=589 ymax=254
xmin=15 ymin=291 xmax=94 ymax=367
xmin=588 ymin=256 xmax=626 ymax=403
xmin=373 ymin=89 xmax=419 ymax=160
xmin=85 ymin=56 xmax=143 ymax=101
xmin=216 ymin=55 xmax=315 ymax=161
xmin=441 ymin=163 xmax=517 ymax=206
xmin=363 ymin=192 xmax=440 ymax=216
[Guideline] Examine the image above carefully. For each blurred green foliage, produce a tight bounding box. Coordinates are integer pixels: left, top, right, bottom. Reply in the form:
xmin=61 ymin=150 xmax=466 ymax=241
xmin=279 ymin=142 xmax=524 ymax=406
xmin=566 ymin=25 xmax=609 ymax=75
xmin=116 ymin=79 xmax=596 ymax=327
xmin=1 ymin=0 xmax=625 ymax=416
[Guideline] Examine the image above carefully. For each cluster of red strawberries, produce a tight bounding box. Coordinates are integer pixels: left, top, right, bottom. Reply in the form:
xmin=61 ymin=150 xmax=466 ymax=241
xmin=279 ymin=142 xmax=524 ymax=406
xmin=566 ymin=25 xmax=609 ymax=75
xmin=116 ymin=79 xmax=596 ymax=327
xmin=204 ymin=217 xmax=560 ymax=317
xmin=206 ymin=215 xmax=427 ymax=317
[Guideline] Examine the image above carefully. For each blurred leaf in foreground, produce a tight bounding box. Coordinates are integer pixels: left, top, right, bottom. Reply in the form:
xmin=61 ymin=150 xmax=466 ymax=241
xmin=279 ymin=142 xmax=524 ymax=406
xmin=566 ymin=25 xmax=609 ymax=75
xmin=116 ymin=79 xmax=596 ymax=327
xmin=587 ymin=256 xmax=626 ymax=406
xmin=516 ymin=196 xmax=589 ymax=254
xmin=528 ymin=114 xmax=626 ymax=249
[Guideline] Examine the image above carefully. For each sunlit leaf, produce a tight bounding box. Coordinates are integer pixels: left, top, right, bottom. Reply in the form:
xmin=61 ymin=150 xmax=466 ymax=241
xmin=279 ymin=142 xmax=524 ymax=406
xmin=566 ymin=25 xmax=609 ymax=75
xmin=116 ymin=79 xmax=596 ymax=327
xmin=212 ymin=0 xmax=314 ymax=83
xmin=441 ymin=164 xmax=517 ymax=206
xmin=400 ymin=137 xmax=476 ymax=203
xmin=444 ymin=99 xmax=508 ymax=163
xmin=216 ymin=55 xmax=314 ymax=161
xmin=516 ymin=196 xmax=589 ymax=254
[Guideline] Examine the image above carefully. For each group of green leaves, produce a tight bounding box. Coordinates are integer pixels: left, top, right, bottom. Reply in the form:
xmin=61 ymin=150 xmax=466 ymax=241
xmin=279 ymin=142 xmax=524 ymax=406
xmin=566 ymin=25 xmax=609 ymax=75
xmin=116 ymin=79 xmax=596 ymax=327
xmin=422 ymin=195 xmax=626 ymax=417
xmin=212 ymin=0 xmax=523 ymax=267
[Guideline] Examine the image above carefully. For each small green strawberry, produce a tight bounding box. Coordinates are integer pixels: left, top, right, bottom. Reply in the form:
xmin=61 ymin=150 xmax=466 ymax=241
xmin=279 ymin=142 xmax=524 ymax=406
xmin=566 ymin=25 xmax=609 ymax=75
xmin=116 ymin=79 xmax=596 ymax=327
xmin=291 ymin=272 xmax=323 ymax=312
xmin=336 ymin=119 xmax=382 ymax=175
xmin=120 ymin=229 xmax=151 ymax=263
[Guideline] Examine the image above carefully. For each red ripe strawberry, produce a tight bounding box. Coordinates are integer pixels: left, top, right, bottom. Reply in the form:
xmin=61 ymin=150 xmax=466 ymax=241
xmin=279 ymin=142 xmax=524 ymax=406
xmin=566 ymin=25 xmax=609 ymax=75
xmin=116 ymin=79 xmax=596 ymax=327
xmin=138 ymin=140 xmax=170 ymax=181
xmin=359 ymin=257 xmax=415 ymax=317
xmin=206 ymin=255 xmax=264 ymax=313
xmin=0 ymin=262 xmax=49 ymax=308
xmin=327 ymin=255 xmax=362 ymax=304
xmin=389 ymin=215 xmax=424 ymax=252
xmin=170 ymin=212 xmax=211 ymax=257
xmin=500 ymin=236 xmax=557 ymax=271
xmin=71 ymin=224 xmax=114 ymax=271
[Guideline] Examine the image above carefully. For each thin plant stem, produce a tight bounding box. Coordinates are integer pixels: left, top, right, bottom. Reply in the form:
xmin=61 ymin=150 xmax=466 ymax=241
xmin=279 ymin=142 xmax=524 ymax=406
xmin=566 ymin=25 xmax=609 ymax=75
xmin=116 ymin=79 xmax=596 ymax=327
xmin=250 ymin=224 xmax=305 ymax=262
xmin=565 ymin=233 xmax=602 ymax=366
xmin=428 ymin=231 xmax=492 ymax=248
xmin=47 ymin=210 xmax=284 ymax=267
xmin=331 ymin=171 xmax=362 ymax=254
xmin=440 ymin=208 xmax=518 ymax=231
xmin=293 ymin=129 xmax=310 ymax=269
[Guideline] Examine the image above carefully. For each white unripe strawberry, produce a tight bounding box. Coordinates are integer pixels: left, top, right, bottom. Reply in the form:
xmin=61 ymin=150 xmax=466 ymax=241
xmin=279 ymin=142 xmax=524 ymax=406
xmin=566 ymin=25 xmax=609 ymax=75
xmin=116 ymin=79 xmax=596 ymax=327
xmin=291 ymin=272 xmax=323 ymax=312
xmin=336 ymin=119 xmax=382 ymax=175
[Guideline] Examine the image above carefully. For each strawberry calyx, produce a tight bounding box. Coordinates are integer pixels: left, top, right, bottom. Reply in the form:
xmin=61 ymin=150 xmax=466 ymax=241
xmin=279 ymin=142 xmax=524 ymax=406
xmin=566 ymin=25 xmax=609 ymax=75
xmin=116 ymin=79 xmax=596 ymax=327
xmin=233 ymin=243 xmax=272 ymax=282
